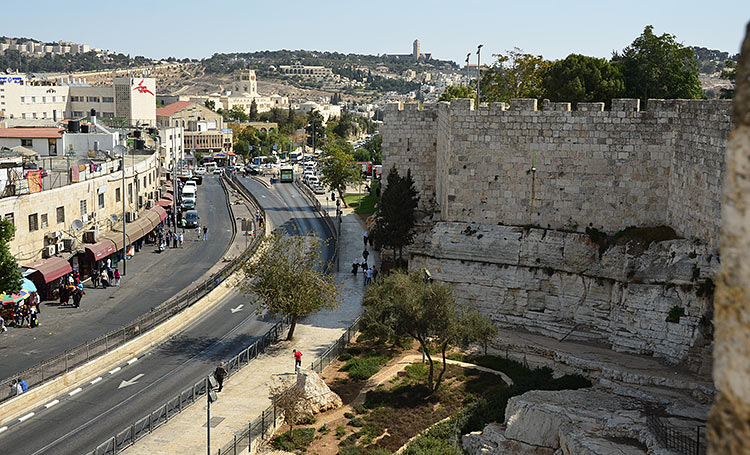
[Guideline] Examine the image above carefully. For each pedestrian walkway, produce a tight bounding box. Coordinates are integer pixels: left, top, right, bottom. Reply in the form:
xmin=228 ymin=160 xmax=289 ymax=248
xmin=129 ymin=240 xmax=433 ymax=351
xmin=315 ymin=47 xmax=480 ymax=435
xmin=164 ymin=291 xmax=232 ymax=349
xmin=126 ymin=182 xmax=375 ymax=454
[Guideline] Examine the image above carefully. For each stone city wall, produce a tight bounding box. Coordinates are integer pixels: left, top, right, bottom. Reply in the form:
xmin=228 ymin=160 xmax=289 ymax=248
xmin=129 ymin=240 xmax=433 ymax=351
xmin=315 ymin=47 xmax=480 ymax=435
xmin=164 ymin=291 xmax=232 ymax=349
xmin=409 ymin=222 xmax=717 ymax=363
xmin=384 ymin=98 xmax=731 ymax=251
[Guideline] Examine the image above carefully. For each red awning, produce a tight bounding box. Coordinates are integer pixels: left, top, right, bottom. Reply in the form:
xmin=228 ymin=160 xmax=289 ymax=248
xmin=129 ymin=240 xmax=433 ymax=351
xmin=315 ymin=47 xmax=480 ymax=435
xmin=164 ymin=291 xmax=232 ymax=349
xmin=150 ymin=206 xmax=168 ymax=222
xmin=155 ymin=199 xmax=172 ymax=207
xmin=84 ymin=239 xmax=116 ymax=261
xmin=24 ymin=257 xmax=73 ymax=284
xmin=162 ymin=193 xmax=173 ymax=201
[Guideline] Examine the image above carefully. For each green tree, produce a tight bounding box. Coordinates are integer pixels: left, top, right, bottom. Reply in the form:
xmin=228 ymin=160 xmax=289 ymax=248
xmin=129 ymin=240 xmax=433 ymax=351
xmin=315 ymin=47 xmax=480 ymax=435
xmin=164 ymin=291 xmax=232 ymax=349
xmin=204 ymin=99 xmax=216 ymax=111
xmin=319 ymin=139 xmax=359 ymax=201
xmin=720 ymin=59 xmax=737 ymax=99
xmin=249 ymin=100 xmax=259 ymax=121
xmin=614 ymin=25 xmax=705 ymax=106
xmin=233 ymin=139 xmax=250 ymax=160
xmin=438 ymin=84 xmax=476 ymax=102
xmin=370 ymin=166 xmax=419 ymax=262
xmin=542 ymin=54 xmax=625 ymax=107
xmin=479 ymin=48 xmax=550 ymax=103
xmin=240 ymin=232 xmax=341 ymax=340
xmin=305 ymin=110 xmax=325 ymax=149
xmin=226 ymin=105 xmax=249 ymax=123
xmin=0 ymin=219 xmax=22 ymax=294
xmin=362 ymin=270 xmax=497 ymax=392
xmin=363 ymin=134 xmax=382 ymax=164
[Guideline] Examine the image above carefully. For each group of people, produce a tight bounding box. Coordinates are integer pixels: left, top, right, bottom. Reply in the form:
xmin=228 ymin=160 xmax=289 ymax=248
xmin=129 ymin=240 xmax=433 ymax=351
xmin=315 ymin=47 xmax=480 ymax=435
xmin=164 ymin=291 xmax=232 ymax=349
xmin=9 ymin=378 xmax=28 ymax=396
xmin=164 ymin=230 xmax=185 ymax=249
xmin=351 ymin=231 xmax=378 ymax=285
xmin=90 ymin=258 xmax=121 ymax=289
xmin=0 ymin=292 xmax=41 ymax=331
xmin=195 ymin=225 xmax=209 ymax=241
xmin=255 ymin=210 xmax=265 ymax=231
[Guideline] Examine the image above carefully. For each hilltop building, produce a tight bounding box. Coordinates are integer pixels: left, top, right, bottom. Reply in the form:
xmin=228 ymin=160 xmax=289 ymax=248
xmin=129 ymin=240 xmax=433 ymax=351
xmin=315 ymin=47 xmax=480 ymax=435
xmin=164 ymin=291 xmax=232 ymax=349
xmin=387 ymin=39 xmax=432 ymax=61
xmin=180 ymin=70 xmax=288 ymax=116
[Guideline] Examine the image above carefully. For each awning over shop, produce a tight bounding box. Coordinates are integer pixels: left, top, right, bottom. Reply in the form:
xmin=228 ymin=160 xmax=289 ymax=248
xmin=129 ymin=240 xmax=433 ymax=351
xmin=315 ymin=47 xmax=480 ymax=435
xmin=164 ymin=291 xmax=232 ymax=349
xmin=123 ymin=218 xmax=151 ymax=242
xmin=23 ymin=257 xmax=73 ymax=284
xmin=155 ymin=199 xmax=172 ymax=208
xmin=84 ymin=239 xmax=116 ymax=261
xmin=150 ymin=206 xmax=168 ymax=222
xmin=162 ymin=193 xmax=173 ymax=201
xmin=100 ymin=229 xmax=132 ymax=251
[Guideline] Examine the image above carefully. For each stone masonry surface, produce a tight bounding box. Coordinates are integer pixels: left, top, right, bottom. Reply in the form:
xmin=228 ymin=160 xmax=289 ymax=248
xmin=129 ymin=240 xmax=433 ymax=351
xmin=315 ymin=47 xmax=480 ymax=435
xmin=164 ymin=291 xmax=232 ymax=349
xmin=383 ymin=98 xmax=731 ymax=252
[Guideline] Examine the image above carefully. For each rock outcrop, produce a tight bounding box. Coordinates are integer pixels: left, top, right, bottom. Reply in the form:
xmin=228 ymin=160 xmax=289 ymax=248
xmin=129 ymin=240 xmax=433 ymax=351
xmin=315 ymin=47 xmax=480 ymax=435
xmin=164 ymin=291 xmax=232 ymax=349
xmin=410 ymin=222 xmax=716 ymax=365
xmin=462 ymin=389 xmax=677 ymax=455
xmin=295 ymin=369 xmax=343 ymax=414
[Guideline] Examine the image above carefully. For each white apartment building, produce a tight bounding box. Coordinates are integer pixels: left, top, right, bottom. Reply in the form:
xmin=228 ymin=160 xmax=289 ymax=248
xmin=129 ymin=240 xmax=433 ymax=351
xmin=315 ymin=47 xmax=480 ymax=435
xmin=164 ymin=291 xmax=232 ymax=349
xmin=0 ymin=75 xmax=156 ymax=127
xmin=279 ymin=63 xmax=334 ymax=80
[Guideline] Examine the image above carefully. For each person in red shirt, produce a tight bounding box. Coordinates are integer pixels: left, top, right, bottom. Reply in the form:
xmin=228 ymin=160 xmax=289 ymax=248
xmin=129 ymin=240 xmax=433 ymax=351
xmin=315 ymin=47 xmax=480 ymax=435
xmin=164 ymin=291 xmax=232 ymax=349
xmin=294 ymin=349 xmax=302 ymax=372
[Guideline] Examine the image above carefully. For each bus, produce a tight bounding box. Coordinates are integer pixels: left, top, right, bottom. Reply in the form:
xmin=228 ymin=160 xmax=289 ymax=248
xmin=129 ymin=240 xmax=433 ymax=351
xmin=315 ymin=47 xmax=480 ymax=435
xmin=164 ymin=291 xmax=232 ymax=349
xmin=279 ymin=167 xmax=294 ymax=183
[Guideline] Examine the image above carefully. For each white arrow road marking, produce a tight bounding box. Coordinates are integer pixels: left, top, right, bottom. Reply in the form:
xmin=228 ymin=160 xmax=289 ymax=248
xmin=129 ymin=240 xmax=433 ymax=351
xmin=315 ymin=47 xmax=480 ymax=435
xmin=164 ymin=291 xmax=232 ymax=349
xmin=231 ymin=304 xmax=244 ymax=313
xmin=118 ymin=373 xmax=144 ymax=389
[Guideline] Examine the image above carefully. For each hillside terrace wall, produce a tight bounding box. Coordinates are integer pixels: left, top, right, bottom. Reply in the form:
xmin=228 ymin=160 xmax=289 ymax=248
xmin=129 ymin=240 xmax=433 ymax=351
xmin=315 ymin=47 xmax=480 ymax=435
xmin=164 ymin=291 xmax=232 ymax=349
xmin=384 ymin=98 xmax=731 ymax=251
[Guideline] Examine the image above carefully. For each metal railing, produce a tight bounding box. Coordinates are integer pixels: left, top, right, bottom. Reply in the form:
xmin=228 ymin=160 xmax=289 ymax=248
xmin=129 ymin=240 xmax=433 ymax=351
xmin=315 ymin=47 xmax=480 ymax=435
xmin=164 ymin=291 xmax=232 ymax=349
xmin=646 ymin=414 xmax=706 ymax=455
xmin=0 ymin=175 xmax=263 ymax=403
xmin=90 ymin=318 xmax=288 ymax=455
xmin=293 ymin=178 xmax=340 ymax=272
xmin=216 ymin=316 xmax=361 ymax=455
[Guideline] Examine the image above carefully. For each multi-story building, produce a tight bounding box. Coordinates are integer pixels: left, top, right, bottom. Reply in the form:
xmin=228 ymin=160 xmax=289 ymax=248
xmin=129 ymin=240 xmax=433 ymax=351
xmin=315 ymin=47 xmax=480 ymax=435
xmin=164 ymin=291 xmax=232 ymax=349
xmin=156 ymin=101 xmax=231 ymax=154
xmin=278 ymin=63 xmax=334 ymax=80
xmin=183 ymin=70 xmax=288 ymax=115
xmin=0 ymin=75 xmax=156 ymax=127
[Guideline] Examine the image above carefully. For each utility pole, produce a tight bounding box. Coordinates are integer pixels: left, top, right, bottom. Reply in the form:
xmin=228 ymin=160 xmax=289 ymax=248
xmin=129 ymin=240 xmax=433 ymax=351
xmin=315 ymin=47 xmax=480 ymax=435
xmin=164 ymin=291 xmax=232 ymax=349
xmin=476 ymin=44 xmax=483 ymax=106
xmin=121 ymin=149 xmax=127 ymax=276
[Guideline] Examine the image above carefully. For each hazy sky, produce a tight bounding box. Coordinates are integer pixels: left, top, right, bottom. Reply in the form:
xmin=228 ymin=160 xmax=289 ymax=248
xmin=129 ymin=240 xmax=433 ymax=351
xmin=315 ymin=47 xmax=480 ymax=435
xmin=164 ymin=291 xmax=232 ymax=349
xmin=3 ymin=1 xmax=748 ymax=64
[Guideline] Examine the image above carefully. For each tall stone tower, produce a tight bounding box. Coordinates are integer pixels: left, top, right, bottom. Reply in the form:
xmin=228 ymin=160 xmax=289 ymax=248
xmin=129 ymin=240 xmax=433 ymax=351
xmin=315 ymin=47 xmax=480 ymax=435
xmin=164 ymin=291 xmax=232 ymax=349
xmin=413 ymin=39 xmax=421 ymax=61
xmin=232 ymin=69 xmax=257 ymax=96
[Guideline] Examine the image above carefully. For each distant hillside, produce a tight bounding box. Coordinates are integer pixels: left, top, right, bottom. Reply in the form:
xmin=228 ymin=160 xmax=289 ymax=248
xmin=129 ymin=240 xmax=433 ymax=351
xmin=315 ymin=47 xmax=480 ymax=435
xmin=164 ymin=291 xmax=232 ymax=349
xmin=691 ymin=46 xmax=738 ymax=75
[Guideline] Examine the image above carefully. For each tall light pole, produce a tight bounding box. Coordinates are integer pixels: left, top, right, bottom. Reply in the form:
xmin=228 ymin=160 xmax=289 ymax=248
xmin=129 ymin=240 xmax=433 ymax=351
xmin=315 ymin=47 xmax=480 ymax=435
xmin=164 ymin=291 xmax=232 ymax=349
xmin=465 ymin=53 xmax=471 ymax=86
xmin=476 ymin=44 xmax=483 ymax=106
xmin=114 ymin=144 xmax=128 ymax=276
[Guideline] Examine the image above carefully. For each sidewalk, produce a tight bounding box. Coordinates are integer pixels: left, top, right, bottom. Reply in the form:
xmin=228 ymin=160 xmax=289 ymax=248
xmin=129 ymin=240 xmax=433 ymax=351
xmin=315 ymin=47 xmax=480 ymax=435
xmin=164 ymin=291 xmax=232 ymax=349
xmin=125 ymin=181 xmax=375 ymax=454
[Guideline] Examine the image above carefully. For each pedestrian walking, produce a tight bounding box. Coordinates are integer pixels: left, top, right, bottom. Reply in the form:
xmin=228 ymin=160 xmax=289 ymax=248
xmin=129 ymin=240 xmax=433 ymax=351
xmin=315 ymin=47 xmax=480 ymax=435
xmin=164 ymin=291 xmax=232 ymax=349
xmin=363 ymin=231 xmax=369 ymax=247
xmin=11 ymin=380 xmax=23 ymax=396
xmin=351 ymin=261 xmax=360 ymax=276
xmin=371 ymin=266 xmax=378 ymax=283
xmin=362 ymin=249 xmax=369 ymax=262
xmin=28 ymin=306 xmax=37 ymax=328
xmin=173 ymin=233 xmax=178 ymax=248
xmin=0 ymin=315 xmax=7 ymax=332
xmin=196 ymin=225 xmax=202 ymax=241
xmin=214 ymin=361 xmax=228 ymax=392
xmin=179 ymin=232 xmax=184 ymax=247
xmin=203 ymin=226 xmax=208 ymax=241
xmin=294 ymin=349 xmax=302 ymax=372
xmin=365 ymin=267 xmax=373 ymax=285
xmin=33 ymin=292 xmax=40 ymax=314
xmin=114 ymin=269 xmax=121 ymax=287
xmin=91 ymin=269 xmax=99 ymax=288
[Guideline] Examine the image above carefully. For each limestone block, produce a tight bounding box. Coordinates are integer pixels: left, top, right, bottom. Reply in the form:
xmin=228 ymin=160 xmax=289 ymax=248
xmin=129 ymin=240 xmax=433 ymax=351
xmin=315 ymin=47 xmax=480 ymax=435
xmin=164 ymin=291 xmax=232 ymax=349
xmin=294 ymin=369 xmax=342 ymax=415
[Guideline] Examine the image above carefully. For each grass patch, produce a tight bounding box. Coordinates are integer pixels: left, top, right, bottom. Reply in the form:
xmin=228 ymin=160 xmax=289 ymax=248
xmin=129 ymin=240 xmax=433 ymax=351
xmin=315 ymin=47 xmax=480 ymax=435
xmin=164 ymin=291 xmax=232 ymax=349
xmin=343 ymin=183 xmax=379 ymax=215
xmin=340 ymin=353 xmax=390 ymax=380
xmin=271 ymin=427 xmax=316 ymax=451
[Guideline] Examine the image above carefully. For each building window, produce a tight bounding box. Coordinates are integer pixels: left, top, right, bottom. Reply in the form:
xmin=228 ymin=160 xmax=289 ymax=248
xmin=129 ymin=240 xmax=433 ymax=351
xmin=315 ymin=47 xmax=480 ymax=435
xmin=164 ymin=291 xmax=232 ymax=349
xmin=31 ymin=96 xmax=35 ymax=102
xmin=56 ymin=206 xmax=65 ymax=224
xmin=41 ymin=213 xmax=48 ymax=229
xmin=102 ymin=97 xmax=114 ymax=103
xmin=51 ymin=96 xmax=56 ymax=102
xmin=20 ymin=96 xmax=25 ymax=103
xmin=80 ymin=200 xmax=88 ymax=217
xmin=28 ymin=213 xmax=38 ymax=232
xmin=98 ymin=193 xmax=105 ymax=209
xmin=21 ymin=139 xmax=32 ymax=147
xmin=115 ymin=188 xmax=121 ymax=202
xmin=5 ymin=213 xmax=14 ymax=227
xmin=42 ymin=96 xmax=46 ymax=103
xmin=128 ymin=183 xmax=133 ymax=203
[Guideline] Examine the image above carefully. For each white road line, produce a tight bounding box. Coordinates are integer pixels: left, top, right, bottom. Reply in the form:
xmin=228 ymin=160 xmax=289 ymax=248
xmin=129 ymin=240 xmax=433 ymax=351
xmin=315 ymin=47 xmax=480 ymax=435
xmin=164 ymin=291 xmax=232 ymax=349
xmin=0 ymin=426 xmax=7 ymax=433
xmin=109 ymin=367 xmax=121 ymax=374
xmin=68 ymin=388 xmax=82 ymax=396
xmin=90 ymin=377 xmax=102 ymax=385
xmin=127 ymin=357 xmax=138 ymax=365
xmin=44 ymin=399 xmax=60 ymax=408
xmin=18 ymin=412 xmax=34 ymax=422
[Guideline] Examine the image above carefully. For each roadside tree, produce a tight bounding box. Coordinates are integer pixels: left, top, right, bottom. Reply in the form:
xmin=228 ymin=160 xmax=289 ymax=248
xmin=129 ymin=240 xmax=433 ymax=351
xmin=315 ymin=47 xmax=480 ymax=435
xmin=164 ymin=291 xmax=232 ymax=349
xmin=0 ymin=219 xmax=22 ymax=294
xmin=438 ymin=84 xmax=476 ymax=102
xmin=319 ymin=139 xmax=359 ymax=202
xmin=362 ymin=270 xmax=497 ymax=393
xmin=240 ymin=232 xmax=341 ymax=340
xmin=479 ymin=48 xmax=550 ymax=103
xmin=542 ymin=54 xmax=625 ymax=107
xmin=249 ymin=100 xmax=259 ymax=121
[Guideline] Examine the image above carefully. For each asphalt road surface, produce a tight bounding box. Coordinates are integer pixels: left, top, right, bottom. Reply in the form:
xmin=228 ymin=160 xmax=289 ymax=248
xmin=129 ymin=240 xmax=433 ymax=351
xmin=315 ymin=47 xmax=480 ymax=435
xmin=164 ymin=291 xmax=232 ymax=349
xmin=0 ymin=175 xmax=234 ymax=380
xmin=0 ymin=176 xmax=334 ymax=454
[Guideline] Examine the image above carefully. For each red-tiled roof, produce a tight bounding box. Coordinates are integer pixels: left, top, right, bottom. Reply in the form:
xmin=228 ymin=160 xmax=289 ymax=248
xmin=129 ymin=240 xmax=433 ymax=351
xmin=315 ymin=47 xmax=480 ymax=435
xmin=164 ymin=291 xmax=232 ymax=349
xmin=0 ymin=128 xmax=64 ymax=139
xmin=156 ymin=101 xmax=195 ymax=117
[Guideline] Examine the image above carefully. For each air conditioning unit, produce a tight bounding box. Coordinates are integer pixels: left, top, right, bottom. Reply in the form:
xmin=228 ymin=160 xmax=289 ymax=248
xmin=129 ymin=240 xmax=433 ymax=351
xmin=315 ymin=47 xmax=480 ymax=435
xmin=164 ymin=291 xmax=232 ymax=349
xmin=55 ymin=241 xmax=65 ymax=254
xmin=61 ymin=237 xmax=77 ymax=252
xmin=125 ymin=211 xmax=138 ymax=223
xmin=42 ymin=245 xmax=56 ymax=258
xmin=82 ymin=228 xmax=99 ymax=243
xmin=45 ymin=230 xmax=63 ymax=244
xmin=145 ymin=200 xmax=153 ymax=209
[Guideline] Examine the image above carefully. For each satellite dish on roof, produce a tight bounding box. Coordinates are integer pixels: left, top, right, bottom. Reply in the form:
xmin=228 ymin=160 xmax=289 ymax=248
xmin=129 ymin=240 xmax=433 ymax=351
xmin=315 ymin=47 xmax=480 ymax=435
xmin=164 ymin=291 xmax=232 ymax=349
xmin=71 ymin=219 xmax=84 ymax=231
xmin=109 ymin=214 xmax=119 ymax=223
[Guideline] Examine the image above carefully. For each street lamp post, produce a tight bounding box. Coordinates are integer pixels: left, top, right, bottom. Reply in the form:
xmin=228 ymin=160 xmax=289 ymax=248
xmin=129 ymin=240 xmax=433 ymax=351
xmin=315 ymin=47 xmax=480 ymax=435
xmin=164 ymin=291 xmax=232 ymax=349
xmin=465 ymin=53 xmax=471 ymax=86
xmin=476 ymin=44 xmax=483 ymax=105
xmin=114 ymin=144 xmax=128 ymax=276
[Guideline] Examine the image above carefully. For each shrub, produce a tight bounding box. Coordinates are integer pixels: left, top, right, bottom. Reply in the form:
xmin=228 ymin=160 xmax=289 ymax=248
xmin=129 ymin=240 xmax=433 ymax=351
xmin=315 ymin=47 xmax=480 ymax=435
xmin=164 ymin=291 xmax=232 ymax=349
xmin=340 ymin=354 xmax=390 ymax=380
xmin=319 ymin=424 xmax=330 ymax=434
xmin=297 ymin=413 xmax=317 ymax=425
xmin=344 ymin=411 xmax=355 ymax=419
xmin=404 ymin=363 xmax=428 ymax=383
xmin=271 ymin=427 xmax=316 ymax=451
xmin=339 ymin=352 xmax=353 ymax=361
xmin=336 ymin=425 xmax=347 ymax=438
xmin=348 ymin=417 xmax=365 ymax=427
xmin=353 ymin=403 xmax=368 ymax=415
xmin=338 ymin=445 xmax=361 ymax=455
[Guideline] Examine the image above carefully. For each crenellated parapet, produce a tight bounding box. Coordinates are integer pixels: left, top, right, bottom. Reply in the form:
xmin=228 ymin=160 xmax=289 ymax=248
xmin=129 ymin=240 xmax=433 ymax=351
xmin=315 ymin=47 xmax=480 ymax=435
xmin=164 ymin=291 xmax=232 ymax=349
xmin=383 ymin=98 xmax=732 ymax=251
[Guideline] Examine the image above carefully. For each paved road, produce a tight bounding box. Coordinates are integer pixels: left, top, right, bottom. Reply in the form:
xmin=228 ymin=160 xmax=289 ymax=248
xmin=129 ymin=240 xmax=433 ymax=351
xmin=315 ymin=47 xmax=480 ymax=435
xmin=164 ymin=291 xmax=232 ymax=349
xmin=0 ymin=176 xmax=334 ymax=454
xmin=0 ymin=175 xmax=234 ymax=380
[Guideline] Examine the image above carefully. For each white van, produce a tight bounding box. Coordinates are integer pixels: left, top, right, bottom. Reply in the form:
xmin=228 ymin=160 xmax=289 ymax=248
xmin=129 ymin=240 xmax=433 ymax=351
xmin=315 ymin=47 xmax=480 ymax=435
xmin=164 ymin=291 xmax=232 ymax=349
xmin=205 ymin=162 xmax=218 ymax=174
xmin=182 ymin=186 xmax=196 ymax=200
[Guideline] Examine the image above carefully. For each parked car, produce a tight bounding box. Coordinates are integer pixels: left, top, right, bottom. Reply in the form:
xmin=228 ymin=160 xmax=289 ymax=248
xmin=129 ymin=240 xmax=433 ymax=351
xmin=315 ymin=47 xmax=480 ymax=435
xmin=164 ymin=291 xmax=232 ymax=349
xmin=182 ymin=196 xmax=196 ymax=210
xmin=312 ymin=182 xmax=326 ymax=194
xmin=184 ymin=209 xmax=199 ymax=227
xmin=195 ymin=166 xmax=207 ymax=175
